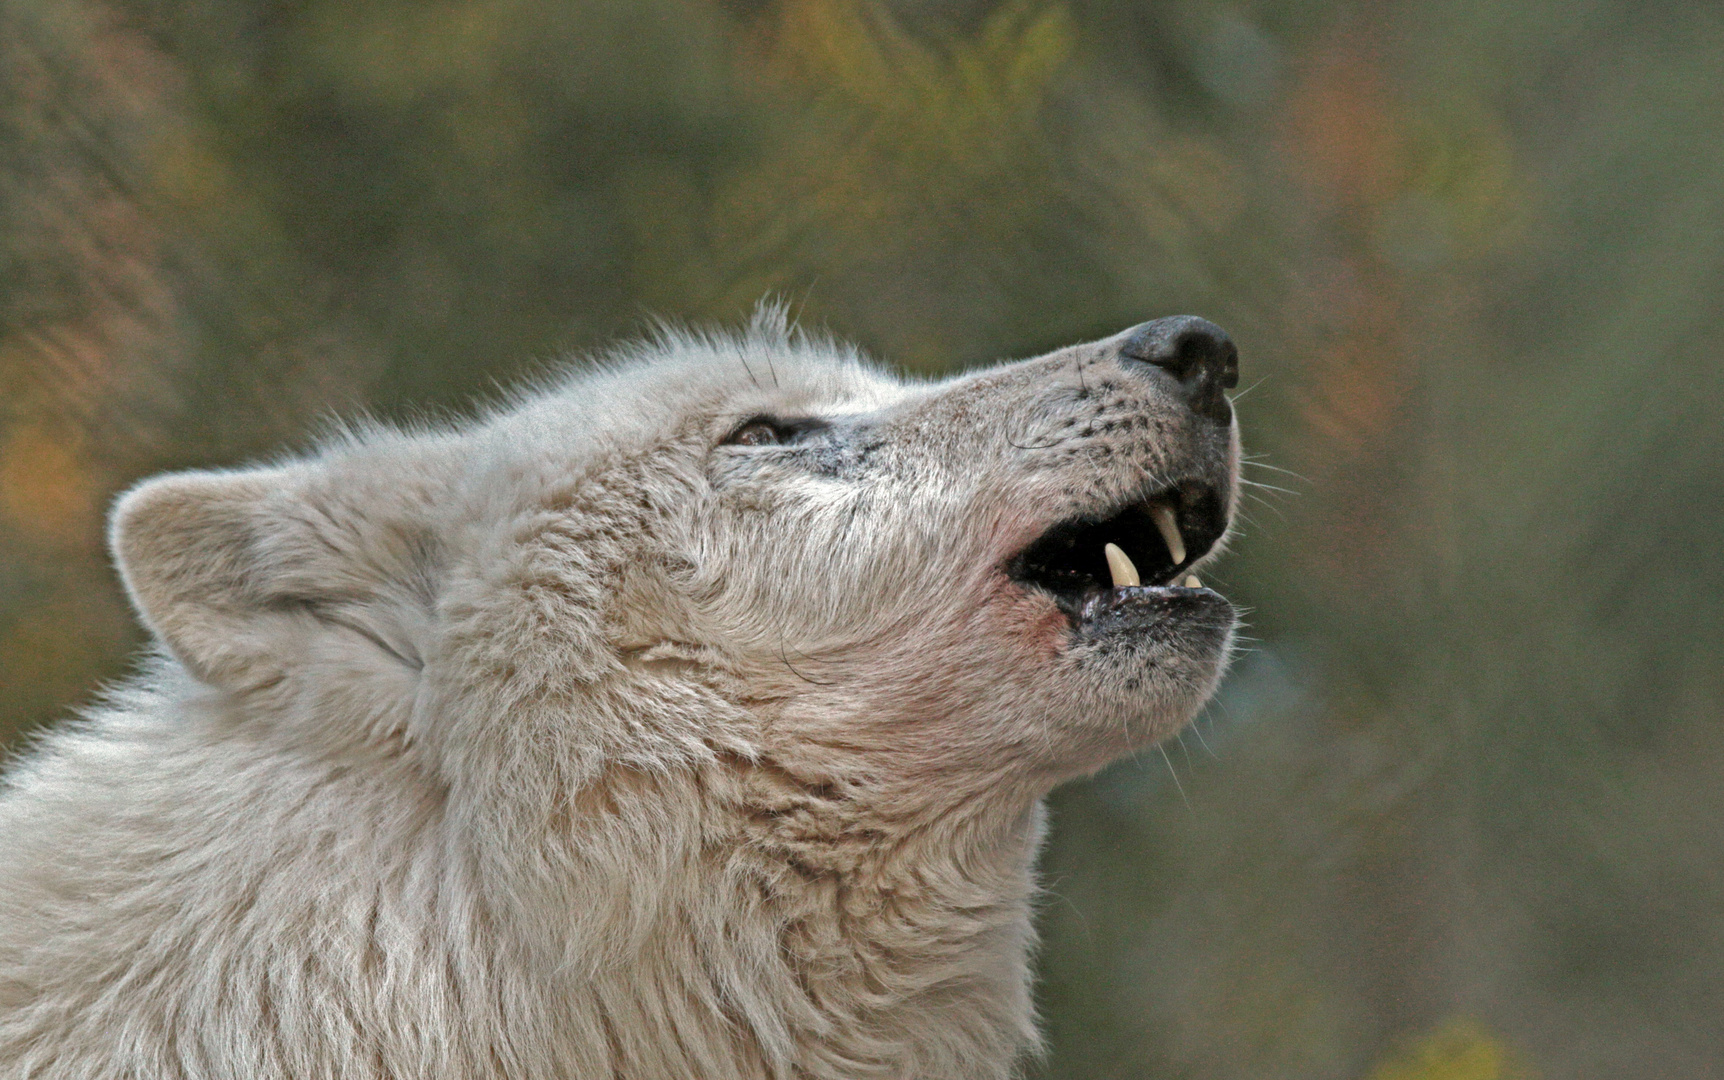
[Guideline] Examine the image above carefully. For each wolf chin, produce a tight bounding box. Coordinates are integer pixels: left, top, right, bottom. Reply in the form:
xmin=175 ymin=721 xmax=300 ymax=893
xmin=0 ymin=308 xmax=1241 ymax=1079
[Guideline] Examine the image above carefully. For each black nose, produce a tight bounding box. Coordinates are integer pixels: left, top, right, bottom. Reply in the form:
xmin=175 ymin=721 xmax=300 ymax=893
xmin=1118 ymin=316 xmax=1239 ymax=427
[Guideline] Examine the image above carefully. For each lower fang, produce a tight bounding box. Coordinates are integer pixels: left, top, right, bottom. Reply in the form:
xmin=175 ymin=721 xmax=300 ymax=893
xmin=1183 ymin=574 xmax=1202 ymax=589
xmin=1104 ymin=543 xmax=1141 ymax=588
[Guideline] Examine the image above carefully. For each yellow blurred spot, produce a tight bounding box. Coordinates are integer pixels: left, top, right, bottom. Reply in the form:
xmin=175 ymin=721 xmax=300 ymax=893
xmin=1366 ymin=1018 xmax=1534 ymax=1080
xmin=0 ymin=425 xmax=101 ymax=545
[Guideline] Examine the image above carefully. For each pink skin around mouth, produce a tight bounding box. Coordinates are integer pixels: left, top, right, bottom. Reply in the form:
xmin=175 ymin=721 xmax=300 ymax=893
xmin=986 ymin=577 xmax=1073 ymax=657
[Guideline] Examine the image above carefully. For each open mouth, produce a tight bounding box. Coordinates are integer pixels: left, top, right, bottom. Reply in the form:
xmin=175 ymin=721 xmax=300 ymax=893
xmin=1006 ymin=481 xmax=1229 ymax=627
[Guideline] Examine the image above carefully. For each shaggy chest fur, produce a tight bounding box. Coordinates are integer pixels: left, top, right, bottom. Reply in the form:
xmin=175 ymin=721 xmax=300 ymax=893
xmin=0 ymin=312 xmax=1241 ymax=1078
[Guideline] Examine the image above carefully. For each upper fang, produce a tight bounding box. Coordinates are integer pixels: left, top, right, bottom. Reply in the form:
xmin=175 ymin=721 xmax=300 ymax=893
xmin=1150 ymin=504 xmax=1185 ymax=565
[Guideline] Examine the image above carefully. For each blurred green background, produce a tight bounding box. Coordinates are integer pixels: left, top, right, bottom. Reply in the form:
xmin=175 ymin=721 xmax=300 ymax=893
xmin=3 ymin=0 xmax=1721 ymax=1075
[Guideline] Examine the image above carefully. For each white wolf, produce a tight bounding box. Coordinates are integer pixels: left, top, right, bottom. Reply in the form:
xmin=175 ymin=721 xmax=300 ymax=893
xmin=0 ymin=309 xmax=1240 ymax=1079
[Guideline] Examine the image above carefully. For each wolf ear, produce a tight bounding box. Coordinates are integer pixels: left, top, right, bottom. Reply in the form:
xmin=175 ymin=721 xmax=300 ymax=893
xmin=111 ymin=455 xmax=441 ymax=694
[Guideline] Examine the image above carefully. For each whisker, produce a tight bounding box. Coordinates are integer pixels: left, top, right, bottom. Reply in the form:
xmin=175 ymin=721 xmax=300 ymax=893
xmin=1158 ymin=744 xmax=1193 ymax=812
xmin=1230 ymin=507 xmax=1265 ymax=533
xmin=1187 ymin=717 xmax=1217 ymax=758
xmin=1242 ymin=504 xmax=1286 ymax=525
xmin=1241 ymin=480 xmax=1302 ymax=501
xmin=1240 ymin=492 xmax=1290 ymax=523
xmin=1228 ymin=375 xmax=1270 ymax=403
xmin=1242 ymin=459 xmax=1311 ymax=482
xmin=1239 ymin=478 xmax=1298 ymax=496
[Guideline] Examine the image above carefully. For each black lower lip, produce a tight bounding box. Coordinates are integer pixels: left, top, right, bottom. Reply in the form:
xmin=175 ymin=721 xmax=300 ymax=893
xmin=1072 ymin=583 xmax=1232 ymax=635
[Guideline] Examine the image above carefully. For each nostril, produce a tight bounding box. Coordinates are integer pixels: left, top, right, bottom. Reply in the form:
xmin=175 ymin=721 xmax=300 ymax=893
xmin=1117 ymin=315 xmax=1240 ymax=426
xmin=1119 ymin=316 xmax=1239 ymax=389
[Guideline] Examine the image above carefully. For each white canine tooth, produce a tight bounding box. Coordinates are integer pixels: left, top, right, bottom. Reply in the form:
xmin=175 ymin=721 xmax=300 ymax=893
xmin=1150 ymin=504 xmax=1186 ymax=566
xmin=1183 ymin=574 xmax=1202 ymax=589
xmin=1104 ymin=543 xmax=1141 ymax=588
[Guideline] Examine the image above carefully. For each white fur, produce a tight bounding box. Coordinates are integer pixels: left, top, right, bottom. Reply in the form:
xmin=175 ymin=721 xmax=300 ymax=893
xmin=0 ymin=310 xmax=1239 ymax=1078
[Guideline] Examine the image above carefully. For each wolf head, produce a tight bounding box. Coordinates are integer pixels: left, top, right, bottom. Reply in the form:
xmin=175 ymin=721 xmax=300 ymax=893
xmin=110 ymin=310 xmax=1239 ymax=826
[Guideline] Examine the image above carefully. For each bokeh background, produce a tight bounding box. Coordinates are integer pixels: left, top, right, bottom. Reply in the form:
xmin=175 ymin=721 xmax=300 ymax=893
xmin=3 ymin=0 xmax=1722 ymax=1075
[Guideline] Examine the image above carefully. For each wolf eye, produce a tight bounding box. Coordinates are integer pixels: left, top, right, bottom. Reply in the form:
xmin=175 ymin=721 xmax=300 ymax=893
xmin=720 ymin=416 xmax=829 ymax=447
xmin=724 ymin=419 xmax=787 ymax=446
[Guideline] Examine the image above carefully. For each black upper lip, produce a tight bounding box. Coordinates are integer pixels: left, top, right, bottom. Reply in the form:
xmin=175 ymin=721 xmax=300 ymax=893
xmin=1005 ymin=481 xmax=1228 ymax=622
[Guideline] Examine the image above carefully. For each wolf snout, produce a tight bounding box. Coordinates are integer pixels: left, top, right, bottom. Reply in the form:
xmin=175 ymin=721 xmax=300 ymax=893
xmin=1117 ymin=315 xmax=1239 ymax=427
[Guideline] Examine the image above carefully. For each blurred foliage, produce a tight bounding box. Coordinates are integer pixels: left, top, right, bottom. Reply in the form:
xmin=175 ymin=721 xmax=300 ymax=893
xmin=1365 ymin=1020 xmax=1532 ymax=1080
xmin=3 ymin=0 xmax=1722 ymax=1075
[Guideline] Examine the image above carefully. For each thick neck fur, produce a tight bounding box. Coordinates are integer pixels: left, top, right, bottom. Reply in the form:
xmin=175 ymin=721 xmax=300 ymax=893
xmin=0 ymin=671 xmax=1045 ymax=1079
xmin=465 ymin=741 xmax=1048 ymax=1079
